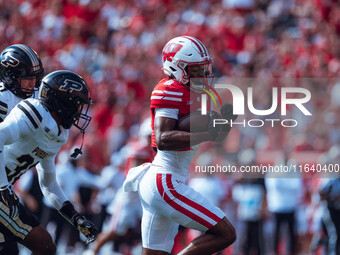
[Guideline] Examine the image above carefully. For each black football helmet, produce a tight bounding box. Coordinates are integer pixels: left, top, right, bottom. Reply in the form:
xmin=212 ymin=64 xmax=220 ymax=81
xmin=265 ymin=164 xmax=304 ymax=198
xmin=0 ymin=44 xmax=44 ymax=99
xmin=38 ymin=70 xmax=92 ymax=132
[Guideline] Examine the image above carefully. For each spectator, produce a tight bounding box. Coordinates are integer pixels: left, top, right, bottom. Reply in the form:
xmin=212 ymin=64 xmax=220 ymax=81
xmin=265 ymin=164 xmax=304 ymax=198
xmin=233 ymin=149 xmax=266 ymax=255
xmin=320 ymin=178 xmax=340 ymax=255
xmin=265 ymin=155 xmax=304 ymax=255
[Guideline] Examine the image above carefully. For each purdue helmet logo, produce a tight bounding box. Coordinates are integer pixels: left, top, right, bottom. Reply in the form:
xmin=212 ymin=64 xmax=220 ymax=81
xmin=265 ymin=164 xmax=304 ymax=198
xmin=60 ymin=79 xmax=83 ymax=92
xmin=1 ymin=55 xmax=20 ymax=68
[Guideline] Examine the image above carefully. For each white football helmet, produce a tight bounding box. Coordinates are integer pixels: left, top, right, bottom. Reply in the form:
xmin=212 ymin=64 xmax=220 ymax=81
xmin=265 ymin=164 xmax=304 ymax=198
xmin=162 ymin=36 xmax=213 ymax=92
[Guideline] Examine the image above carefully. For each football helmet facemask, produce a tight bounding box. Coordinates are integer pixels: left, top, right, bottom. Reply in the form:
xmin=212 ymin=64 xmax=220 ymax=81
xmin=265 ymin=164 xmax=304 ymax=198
xmin=0 ymin=44 xmax=44 ymax=99
xmin=162 ymin=36 xmax=213 ymax=93
xmin=38 ymin=70 xmax=92 ymax=132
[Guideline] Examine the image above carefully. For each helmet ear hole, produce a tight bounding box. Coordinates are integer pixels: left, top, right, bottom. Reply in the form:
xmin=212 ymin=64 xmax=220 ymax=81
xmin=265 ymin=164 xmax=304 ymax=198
xmin=179 ymin=62 xmax=186 ymax=68
xmin=184 ymin=66 xmax=188 ymax=75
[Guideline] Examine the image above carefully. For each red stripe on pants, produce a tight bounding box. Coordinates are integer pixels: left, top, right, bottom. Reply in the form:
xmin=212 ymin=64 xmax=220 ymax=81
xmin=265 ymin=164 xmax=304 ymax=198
xmin=156 ymin=173 xmax=214 ymax=229
xmin=165 ymin=174 xmax=221 ymax=222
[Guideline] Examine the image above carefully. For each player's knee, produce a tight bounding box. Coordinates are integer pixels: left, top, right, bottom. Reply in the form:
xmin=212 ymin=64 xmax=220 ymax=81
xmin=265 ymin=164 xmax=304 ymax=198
xmin=36 ymin=232 xmax=56 ymax=254
xmin=220 ymin=218 xmax=237 ymax=246
xmin=22 ymin=226 xmax=56 ymax=255
xmin=224 ymin=223 xmax=237 ymax=245
xmin=209 ymin=217 xmax=237 ymax=247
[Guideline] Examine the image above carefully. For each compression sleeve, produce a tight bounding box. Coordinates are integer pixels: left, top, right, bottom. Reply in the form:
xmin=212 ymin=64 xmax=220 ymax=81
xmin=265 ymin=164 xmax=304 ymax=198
xmin=37 ymin=159 xmax=68 ymax=210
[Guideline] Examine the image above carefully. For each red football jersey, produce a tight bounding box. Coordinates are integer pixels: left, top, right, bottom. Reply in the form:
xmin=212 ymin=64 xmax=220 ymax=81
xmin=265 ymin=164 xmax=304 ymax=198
xmin=150 ymin=78 xmax=202 ymax=150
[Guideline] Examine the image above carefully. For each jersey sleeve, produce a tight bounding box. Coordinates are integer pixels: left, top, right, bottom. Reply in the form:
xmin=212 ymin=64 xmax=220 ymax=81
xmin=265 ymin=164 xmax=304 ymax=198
xmin=150 ymin=79 xmax=189 ymax=110
xmin=151 ymin=91 xmax=184 ymax=109
xmin=155 ymin=108 xmax=179 ymax=120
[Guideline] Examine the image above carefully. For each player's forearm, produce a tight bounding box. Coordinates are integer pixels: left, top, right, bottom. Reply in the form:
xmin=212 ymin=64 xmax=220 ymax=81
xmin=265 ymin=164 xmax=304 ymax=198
xmin=157 ymin=130 xmax=213 ymax=150
xmin=40 ymin=181 xmax=68 ymax=210
xmin=37 ymin=166 xmax=68 ymax=210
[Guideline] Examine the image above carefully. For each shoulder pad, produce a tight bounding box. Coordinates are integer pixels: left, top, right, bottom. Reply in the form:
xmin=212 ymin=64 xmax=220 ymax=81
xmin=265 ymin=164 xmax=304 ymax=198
xmin=151 ymin=79 xmax=190 ymax=109
xmin=16 ymin=99 xmax=44 ymax=129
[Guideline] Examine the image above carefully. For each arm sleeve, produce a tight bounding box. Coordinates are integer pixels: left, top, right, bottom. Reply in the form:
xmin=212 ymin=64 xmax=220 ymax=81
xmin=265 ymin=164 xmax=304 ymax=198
xmin=37 ymin=158 xmax=68 ymax=210
xmin=0 ymin=112 xmax=32 ymax=187
xmin=155 ymin=108 xmax=179 ymax=120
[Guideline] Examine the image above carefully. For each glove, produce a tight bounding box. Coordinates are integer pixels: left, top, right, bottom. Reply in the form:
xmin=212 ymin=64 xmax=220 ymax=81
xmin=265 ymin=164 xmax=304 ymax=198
xmin=208 ymin=110 xmax=223 ymax=140
xmin=214 ymin=104 xmax=238 ymax=143
xmin=0 ymin=185 xmax=19 ymax=219
xmin=59 ymin=201 xmax=97 ymax=244
xmin=74 ymin=215 xmax=98 ymax=244
xmin=220 ymin=103 xmax=238 ymax=122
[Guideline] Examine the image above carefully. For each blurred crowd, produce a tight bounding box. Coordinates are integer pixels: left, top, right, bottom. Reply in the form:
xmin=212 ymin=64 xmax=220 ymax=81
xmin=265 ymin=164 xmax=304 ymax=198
xmin=1 ymin=0 xmax=340 ymax=254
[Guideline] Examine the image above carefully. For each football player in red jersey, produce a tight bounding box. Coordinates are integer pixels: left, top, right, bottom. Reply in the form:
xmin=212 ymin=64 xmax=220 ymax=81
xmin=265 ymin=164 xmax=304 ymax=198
xmin=136 ymin=36 xmax=236 ymax=255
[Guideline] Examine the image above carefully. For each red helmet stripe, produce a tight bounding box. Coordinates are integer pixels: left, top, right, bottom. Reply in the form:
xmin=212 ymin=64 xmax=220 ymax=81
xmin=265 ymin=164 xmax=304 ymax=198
xmin=195 ymin=38 xmax=208 ymax=57
xmin=201 ymin=43 xmax=209 ymax=57
xmin=182 ymin=36 xmax=206 ymax=57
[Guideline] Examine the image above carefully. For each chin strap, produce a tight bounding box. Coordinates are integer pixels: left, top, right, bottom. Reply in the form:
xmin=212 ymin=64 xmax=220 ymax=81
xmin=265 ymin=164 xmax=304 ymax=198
xmin=70 ymin=131 xmax=84 ymax=159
